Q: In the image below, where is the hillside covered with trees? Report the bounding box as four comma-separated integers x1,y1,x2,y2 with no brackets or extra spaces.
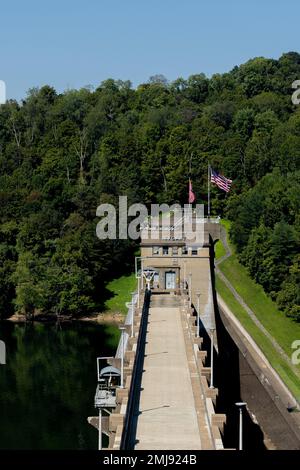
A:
0,52,299,320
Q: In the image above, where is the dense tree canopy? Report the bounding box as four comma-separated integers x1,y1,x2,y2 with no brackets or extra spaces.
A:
0,52,299,319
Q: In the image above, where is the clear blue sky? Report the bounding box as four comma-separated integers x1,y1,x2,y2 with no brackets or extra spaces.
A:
1,0,299,100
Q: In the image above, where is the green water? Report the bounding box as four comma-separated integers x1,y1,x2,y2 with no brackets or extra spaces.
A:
0,321,120,449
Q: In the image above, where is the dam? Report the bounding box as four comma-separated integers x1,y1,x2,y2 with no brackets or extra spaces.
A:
88,213,300,450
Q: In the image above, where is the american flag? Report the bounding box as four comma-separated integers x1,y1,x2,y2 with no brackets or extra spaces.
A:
210,167,232,193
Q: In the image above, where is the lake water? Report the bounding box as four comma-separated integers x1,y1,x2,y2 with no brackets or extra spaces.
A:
0,321,120,449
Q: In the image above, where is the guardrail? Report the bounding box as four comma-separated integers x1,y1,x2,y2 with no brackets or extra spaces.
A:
102,289,150,449
120,290,151,449
181,292,225,449
115,292,138,359
96,286,224,450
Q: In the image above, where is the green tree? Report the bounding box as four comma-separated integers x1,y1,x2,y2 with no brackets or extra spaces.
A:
12,252,44,320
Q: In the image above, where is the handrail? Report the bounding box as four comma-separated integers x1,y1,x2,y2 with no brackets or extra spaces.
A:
141,216,220,230
120,290,151,449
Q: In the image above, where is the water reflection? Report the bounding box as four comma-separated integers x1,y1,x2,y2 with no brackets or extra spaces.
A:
0,321,120,449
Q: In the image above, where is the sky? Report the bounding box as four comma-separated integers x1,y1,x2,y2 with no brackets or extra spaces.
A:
0,0,299,101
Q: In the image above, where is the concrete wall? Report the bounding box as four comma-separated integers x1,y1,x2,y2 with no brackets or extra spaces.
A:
214,297,300,450
141,247,211,313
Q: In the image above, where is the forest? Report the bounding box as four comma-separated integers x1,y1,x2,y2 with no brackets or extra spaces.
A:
0,52,299,320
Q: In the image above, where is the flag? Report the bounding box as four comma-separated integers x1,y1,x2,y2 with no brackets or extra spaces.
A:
188,179,195,203
210,168,232,193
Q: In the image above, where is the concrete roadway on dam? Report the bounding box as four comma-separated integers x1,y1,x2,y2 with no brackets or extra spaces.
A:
134,295,208,450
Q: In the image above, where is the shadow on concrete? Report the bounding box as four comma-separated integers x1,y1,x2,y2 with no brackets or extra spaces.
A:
140,404,170,413
145,351,168,357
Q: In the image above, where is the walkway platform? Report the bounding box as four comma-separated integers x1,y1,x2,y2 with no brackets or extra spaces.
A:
134,295,202,450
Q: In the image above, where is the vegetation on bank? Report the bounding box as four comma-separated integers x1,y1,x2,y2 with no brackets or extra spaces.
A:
215,219,300,398
215,239,226,260
228,171,299,321
104,274,137,315
216,275,300,400
218,255,300,356
0,52,299,319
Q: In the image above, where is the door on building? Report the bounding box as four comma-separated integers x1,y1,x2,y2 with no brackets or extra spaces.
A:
165,271,176,289
153,273,160,288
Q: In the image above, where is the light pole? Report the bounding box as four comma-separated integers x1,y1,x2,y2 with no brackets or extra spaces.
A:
235,402,247,450
183,260,186,289
141,258,144,291
131,291,136,338
210,327,215,389
119,326,126,388
135,256,144,292
188,272,192,308
137,276,140,309
98,407,102,450
196,291,200,338
143,269,155,292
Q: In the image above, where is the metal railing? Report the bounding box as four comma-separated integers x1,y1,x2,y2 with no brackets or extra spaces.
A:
120,290,151,450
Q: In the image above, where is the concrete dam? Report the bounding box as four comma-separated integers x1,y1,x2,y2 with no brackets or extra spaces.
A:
88,215,300,450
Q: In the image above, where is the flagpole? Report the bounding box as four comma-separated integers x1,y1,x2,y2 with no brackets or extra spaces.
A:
208,163,211,218
189,154,192,213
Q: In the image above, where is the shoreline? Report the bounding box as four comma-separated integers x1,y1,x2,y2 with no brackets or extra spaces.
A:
4,311,125,326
